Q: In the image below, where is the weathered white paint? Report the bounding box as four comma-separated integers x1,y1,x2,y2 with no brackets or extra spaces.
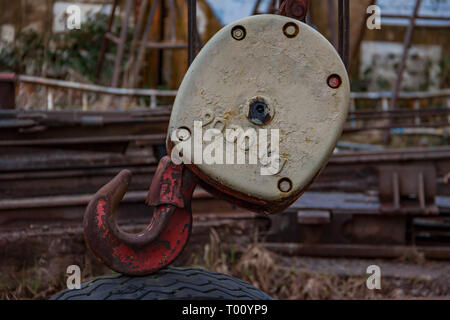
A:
169,15,350,207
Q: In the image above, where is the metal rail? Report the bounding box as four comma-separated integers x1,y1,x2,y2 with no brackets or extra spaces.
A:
348,88,450,133
17,74,177,109
8,76,450,134
18,75,178,97
350,89,450,100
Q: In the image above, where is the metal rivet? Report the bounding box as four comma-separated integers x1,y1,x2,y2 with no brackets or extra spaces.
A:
176,127,191,141
327,74,342,89
231,25,246,41
283,22,299,38
278,178,293,193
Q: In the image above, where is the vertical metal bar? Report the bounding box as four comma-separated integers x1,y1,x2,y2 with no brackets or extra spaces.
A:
133,0,150,42
188,0,197,67
111,0,133,88
68,89,73,108
327,0,337,47
413,99,421,125
390,0,422,111
393,172,400,210
253,0,263,15
338,0,349,68
381,98,389,111
122,0,149,89
344,0,349,68
306,1,312,25
338,0,344,61
417,172,425,210
82,93,88,111
269,0,277,14
119,0,151,110
96,0,118,79
129,0,161,90
157,0,166,86
47,89,53,111
447,97,450,125
350,0,376,74
168,0,177,42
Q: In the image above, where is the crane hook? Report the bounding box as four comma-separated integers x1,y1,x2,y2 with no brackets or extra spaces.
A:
83,156,197,275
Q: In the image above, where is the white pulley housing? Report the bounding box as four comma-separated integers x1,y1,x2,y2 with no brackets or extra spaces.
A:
167,14,350,214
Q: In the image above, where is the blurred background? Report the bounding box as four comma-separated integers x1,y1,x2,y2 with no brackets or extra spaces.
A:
0,0,449,299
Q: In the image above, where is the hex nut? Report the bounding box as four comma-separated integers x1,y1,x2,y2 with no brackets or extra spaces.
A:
278,178,293,193
283,22,299,38
231,25,246,41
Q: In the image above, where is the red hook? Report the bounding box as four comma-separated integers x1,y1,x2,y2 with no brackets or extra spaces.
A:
83,156,197,275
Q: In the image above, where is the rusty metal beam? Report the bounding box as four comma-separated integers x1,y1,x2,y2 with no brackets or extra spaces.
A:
263,243,450,260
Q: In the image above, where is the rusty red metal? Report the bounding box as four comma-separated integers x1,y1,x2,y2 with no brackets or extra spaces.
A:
278,0,309,22
83,156,197,275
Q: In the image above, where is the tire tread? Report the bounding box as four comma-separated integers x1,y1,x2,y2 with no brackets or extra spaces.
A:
51,267,272,300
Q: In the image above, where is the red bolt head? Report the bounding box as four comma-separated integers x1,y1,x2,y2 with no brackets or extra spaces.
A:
290,3,305,18
327,74,342,89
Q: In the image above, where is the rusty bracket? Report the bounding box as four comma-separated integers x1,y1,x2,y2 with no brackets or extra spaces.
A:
379,165,438,215
83,156,197,275
278,0,309,22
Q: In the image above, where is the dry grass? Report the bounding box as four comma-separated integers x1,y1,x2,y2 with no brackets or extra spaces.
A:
190,229,448,300
1,228,447,299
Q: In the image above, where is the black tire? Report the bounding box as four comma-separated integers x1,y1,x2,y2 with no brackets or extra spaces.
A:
50,267,272,300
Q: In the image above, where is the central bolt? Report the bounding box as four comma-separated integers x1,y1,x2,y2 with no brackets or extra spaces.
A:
248,98,272,125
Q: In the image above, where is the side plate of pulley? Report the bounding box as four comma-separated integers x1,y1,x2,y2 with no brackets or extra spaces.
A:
167,14,350,214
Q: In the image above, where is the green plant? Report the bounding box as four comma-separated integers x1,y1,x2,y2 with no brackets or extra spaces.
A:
0,12,133,83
